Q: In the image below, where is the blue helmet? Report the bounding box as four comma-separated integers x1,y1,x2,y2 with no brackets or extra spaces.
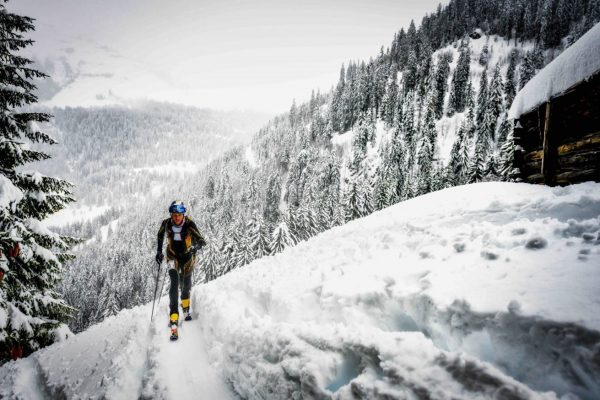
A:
169,200,186,214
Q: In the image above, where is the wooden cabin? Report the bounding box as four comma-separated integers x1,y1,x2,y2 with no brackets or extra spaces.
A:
509,23,600,186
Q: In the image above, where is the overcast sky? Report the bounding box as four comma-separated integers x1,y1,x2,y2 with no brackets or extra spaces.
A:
12,0,445,113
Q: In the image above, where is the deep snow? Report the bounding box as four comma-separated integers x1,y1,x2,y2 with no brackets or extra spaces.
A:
1,182,599,399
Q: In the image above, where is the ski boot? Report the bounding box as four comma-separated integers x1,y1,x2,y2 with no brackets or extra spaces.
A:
169,313,179,341
182,299,192,321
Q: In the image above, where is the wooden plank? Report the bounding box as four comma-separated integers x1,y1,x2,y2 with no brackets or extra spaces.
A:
557,149,600,170
557,132,600,155
555,169,600,185
524,133,600,162
524,150,543,162
525,173,544,184
541,101,556,186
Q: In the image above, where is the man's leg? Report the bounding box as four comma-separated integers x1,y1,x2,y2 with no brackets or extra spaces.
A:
168,260,179,324
180,257,193,320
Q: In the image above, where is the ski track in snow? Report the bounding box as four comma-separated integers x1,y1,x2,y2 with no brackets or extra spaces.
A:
1,182,600,399
0,297,235,400
141,301,234,400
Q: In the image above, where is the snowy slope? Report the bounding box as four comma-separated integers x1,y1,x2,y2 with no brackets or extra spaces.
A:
1,182,599,399
432,34,535,163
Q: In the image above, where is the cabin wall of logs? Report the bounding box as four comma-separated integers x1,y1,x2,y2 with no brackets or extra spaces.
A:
512,72,600,186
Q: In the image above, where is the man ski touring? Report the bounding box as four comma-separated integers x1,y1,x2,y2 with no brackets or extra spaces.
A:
156,200,206,340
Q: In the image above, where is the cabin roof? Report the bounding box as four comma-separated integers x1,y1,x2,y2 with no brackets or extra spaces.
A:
508,22,600,120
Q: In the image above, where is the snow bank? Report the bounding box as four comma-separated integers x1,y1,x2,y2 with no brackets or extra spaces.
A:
509,22,600,119
1,182,599,399
193,181,600,399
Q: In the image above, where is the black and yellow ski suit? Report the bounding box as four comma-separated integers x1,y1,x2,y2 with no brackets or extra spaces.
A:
157,216,206,319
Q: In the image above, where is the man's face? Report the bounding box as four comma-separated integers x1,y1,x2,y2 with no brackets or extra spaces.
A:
171,213,184,225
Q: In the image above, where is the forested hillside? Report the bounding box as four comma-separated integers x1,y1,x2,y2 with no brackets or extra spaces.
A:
35,103,268,207
60,0,600,332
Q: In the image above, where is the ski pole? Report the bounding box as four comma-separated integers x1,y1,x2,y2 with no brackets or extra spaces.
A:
156,264,167,309
150,260,162,321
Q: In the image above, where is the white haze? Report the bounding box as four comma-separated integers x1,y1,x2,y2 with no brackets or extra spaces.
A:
11,0,446,112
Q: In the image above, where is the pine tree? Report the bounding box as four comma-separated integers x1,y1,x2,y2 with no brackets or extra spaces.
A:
582,0,600,36
496,109,511,145
499,129,517,181
476,67,489,126
448,125,466,185
270,222,294,255
381,69,399,126
373,166,392,211
248,215,271,259
404,50,418,92
298,203,319,240
416,135,433,195
468,138,486,183
286,206,304,242
478,44,490,66
330,64,345,133
433,52,451,119
486,64,505,141
263,175,281,225
387,130,405,200
402,92,417,172
447,43,471,116
0,3,77,362
343,166,372,222
504,50,518,107
233,233,254,269
519,51,536,89
484,154,499,179
221,225,240,274
200,241,222,282
540,0,561,48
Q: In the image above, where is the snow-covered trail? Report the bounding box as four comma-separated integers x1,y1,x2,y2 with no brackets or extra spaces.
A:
141,299,234,400
0,292,235,399
1,182,600,399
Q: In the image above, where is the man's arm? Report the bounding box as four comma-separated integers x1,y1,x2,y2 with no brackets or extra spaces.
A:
188,220,207,250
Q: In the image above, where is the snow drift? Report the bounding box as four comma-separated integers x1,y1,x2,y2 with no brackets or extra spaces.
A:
1,182,599,399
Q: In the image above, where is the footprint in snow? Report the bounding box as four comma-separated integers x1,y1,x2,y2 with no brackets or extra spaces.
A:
480,251,498,260
525,237,548,250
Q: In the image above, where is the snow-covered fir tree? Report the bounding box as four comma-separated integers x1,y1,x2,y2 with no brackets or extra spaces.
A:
270,222,294,255
447,42,471,116
0,3,77,362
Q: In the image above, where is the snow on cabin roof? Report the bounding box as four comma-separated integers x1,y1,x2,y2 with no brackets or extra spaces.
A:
508,22,600,120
